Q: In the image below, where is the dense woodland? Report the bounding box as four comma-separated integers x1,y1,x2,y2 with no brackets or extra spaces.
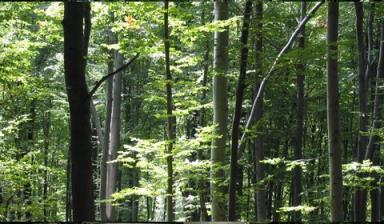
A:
1,1,384,222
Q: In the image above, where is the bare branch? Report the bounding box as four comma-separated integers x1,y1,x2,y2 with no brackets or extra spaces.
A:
87,53,139,99
237,0,324,156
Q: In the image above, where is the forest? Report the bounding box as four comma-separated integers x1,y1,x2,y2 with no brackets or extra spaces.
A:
1,0,384,222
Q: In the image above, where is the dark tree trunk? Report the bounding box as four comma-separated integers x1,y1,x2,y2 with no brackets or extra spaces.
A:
43,99,51,221
63,3,94,222
327,1,343,222
253,0,266,221
164,1,175,221
23,100,35,221
353,2,368,221
292,1,306,222
365,22,384,222
364,23,384,161
370,153,380,222
228,0,252,220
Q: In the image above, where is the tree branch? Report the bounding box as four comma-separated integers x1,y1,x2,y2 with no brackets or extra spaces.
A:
237,0,324,156
87,53,139,99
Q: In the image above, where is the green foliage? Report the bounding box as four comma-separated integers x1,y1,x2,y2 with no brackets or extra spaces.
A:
343,160,384,190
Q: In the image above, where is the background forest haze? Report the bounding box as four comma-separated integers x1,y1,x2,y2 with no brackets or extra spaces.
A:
1,1,384,222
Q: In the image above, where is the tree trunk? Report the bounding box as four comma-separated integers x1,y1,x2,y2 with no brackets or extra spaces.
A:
364,22,384,161
43,99,51,221
197,7,210,222
100,31,115,221
253,0,266,221
370,153,381,222
228,0,252,220
326,2,343,222
211,0,229,221
364,23,384,221
106,49,123,221
292,2,306,222
353,2,368,221
63,3,94,222
164,1,175,221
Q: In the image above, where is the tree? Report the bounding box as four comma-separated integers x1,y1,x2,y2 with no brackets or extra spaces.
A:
105,49,124,221
211,0,229,221
62,2,94,222
253,0,266,221
99,30,115,221
292,1,306,222
163,0,175,221
353,2,368,221
326,1,343,222
228,0,252,220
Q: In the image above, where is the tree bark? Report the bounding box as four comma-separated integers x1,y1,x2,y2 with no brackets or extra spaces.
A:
100,30,115,222
106,49,123,221
327,1,343,222
63,2,94,222
292,1,306,222
353,2,368,221
211,0,229,221
164,1,175,221
198,39,210,223
43,99,51,221
228,0,252,220
364,23,384,161
253,0,266,221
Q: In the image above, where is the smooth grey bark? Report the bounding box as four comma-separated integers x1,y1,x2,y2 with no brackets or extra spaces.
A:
90,101,104,153
327,2,343,222
211,0,229,221
100,47,114,221
292,1,306,222
105,50,123,221
228,0,252,220
164,1,175,221
63,2,94,222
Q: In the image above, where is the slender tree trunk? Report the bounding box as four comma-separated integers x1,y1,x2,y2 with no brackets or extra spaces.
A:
63,3,94,222
365,25,384,221
211,0,229,221
100,32,115,221
327,2,343,222
253,0,266,221
198,45,210,222
164,1,175,221
364,22,384,161
23,101,35,221
228,0,252,220
237,2,324,156
43,99,51,221
353,2,368,221
106,49,123,221
292,2,306,222
371,152,380,222
197,7,210,221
